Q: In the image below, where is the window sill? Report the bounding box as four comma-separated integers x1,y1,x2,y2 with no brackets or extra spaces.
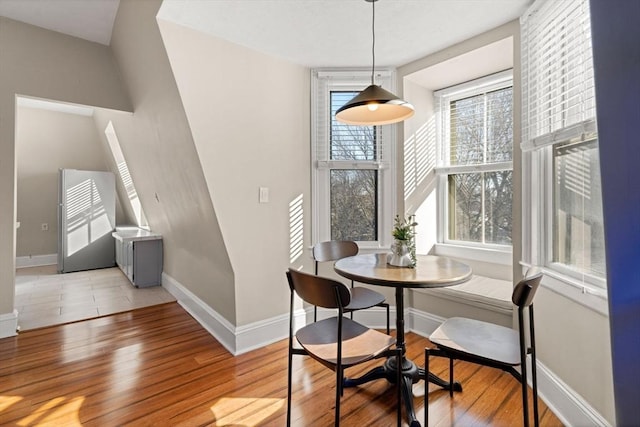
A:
414,275,513,315
520,263,609,316
435,243,512,266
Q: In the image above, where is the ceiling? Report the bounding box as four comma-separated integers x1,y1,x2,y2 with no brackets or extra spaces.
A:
0,0,531,68
0,0,120,45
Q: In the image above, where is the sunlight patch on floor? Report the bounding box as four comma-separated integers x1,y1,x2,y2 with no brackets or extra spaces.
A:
16,396,84,426
210,397,284,426
0,395,23,412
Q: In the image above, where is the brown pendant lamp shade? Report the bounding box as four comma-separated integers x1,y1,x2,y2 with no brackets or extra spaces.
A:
335,84,415,125
335,0,414,126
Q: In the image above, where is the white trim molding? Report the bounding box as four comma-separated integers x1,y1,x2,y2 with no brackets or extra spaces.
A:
314,305,395,333
0,310,19,339
16,254,57,268
162,272,305,356
162,272,237,354
534,359,612,427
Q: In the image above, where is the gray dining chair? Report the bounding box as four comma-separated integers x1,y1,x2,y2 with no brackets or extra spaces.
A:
286,268,402,426
424,272,543,427
312,240,390,333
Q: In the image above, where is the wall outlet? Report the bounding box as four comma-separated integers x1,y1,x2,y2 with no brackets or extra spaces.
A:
41,223,48,231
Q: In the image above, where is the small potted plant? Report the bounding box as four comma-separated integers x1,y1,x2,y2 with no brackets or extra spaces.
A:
388,214,418,267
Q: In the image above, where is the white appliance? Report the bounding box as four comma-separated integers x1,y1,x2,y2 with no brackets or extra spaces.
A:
57,169,116,273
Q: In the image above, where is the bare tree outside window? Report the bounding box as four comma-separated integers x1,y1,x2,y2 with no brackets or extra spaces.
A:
329,92,378,241
447,86,513,245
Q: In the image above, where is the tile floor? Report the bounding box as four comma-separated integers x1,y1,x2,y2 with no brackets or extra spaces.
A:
15,264,176,331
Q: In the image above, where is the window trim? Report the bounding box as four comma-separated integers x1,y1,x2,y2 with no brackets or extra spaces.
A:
311,69,397,250
520,0,607,307
434,70,514,255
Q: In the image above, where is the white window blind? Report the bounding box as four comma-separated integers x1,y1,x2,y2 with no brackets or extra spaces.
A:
521,0,596,151
313,71,391,169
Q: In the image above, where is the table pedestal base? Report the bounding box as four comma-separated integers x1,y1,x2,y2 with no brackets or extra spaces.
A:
344,357,462,427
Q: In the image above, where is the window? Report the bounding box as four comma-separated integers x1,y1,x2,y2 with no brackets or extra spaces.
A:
552,138,605,278
312,71,396,248
105,121,148,228
329,91,378,241
435,71,513,249
522,0,606,292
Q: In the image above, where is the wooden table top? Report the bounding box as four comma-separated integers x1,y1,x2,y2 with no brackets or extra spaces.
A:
334,253,472,289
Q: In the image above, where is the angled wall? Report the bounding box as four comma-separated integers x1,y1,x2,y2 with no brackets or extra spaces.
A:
156,18,311,327
91,0,236,324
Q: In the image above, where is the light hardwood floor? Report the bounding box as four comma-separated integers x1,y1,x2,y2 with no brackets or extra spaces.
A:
0,303,563,426
14,265,175,331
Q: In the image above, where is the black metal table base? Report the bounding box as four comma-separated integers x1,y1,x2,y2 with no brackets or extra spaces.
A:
344,357,462,427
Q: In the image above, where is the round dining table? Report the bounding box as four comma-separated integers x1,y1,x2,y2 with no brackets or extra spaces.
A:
334,252,472,427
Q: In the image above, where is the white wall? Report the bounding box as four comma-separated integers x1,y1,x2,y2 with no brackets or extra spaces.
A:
157,19,311,326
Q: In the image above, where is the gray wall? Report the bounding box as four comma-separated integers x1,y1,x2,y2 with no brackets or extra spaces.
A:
91,0,237,323
15,106,123,257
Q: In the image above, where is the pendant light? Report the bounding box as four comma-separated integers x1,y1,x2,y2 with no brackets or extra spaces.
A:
336,0,414,126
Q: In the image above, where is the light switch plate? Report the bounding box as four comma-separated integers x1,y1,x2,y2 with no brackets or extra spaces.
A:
259,187,269,203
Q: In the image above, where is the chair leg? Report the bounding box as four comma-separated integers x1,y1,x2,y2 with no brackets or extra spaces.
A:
313,305,317,322
425,347,430,427
397,347,403,427
521,366,529,427
530,355,540,427
287,347,293,426
449,357,454,397
385,303,390,334
530,306,540,427
335,365,342,426
519,308,530,427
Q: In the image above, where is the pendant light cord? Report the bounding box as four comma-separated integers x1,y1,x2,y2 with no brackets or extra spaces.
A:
371,0,376,85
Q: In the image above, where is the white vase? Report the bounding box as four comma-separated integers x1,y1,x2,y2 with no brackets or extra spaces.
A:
387,239,413,267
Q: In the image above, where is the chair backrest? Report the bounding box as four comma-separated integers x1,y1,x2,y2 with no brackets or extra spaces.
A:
287,269,351,309
512,272,543,308
312,240,359,264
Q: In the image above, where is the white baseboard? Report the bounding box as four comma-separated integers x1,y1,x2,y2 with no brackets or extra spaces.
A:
235,309,310,355
161,272,237,354
314,305,396,332
0,310,18,339
161,272,305,356
16,254,57,268
534,360,611,427
407,307,446,337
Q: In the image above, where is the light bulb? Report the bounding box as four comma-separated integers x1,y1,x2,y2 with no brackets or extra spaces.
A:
367,103,379,112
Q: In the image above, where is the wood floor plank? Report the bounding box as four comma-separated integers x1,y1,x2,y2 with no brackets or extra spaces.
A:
0,302,564,426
